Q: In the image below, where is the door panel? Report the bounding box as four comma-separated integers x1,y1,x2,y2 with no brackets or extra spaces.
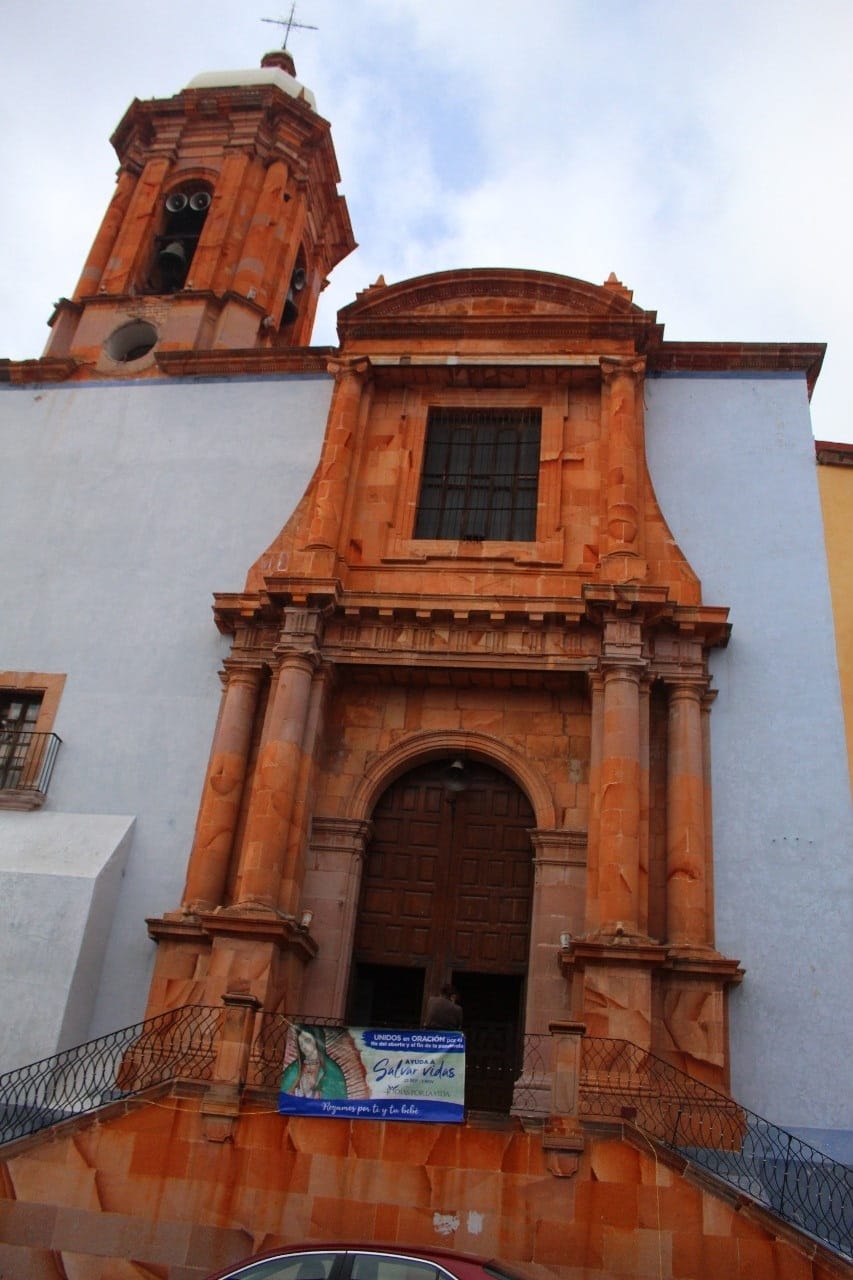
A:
354,761,533,981
351,760,533,1112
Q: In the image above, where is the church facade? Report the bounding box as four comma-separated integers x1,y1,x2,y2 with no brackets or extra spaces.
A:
0,47,850,1280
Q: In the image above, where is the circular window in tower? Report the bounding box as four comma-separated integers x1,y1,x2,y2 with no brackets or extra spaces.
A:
104,320,158,363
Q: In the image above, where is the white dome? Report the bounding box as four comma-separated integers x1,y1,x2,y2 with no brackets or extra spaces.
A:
185,67,316,111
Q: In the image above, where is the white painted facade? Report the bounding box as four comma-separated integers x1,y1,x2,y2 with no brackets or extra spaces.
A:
1,363,849,1156
645,372,852,1154
0,374,332,1071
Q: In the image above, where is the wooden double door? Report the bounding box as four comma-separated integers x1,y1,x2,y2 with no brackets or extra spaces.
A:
349,760,534,1110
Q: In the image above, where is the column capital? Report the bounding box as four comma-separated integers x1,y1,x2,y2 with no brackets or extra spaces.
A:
664,676,709,702
325,355,370,380
599,355,646,382
600,658,648,682
272,607,327,670
309,816,374,859
220,658,265,689
529,828,587,866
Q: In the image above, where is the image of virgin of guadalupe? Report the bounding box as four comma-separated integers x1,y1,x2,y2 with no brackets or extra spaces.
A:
280,1024,368,1100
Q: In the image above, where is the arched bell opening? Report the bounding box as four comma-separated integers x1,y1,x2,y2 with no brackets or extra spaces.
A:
146,183,213,294
347,757,535,1112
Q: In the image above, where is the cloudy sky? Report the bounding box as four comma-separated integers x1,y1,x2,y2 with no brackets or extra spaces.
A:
1,0,850,441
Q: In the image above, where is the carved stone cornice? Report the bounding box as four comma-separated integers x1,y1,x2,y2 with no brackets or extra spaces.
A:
156,346,335,379
529,829,588,866
650,341,825,400
557,936,744,986
199,908,318,959
309,817,374,858
663,948,744,985
558,937,668,976
5,355,81,385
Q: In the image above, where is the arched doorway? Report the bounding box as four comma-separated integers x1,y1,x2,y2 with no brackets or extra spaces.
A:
348,759,535,1110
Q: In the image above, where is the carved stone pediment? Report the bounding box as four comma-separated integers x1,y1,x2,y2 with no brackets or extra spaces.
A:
337,268,663,346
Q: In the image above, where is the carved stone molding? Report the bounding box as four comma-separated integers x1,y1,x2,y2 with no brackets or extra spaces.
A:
529,828,588,867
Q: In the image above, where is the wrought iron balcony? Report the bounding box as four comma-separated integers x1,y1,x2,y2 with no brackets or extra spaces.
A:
0,729,62,807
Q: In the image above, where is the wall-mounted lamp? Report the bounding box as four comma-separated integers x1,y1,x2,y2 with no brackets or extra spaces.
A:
443,758,469,795
559,931,572,949
300,909,314,930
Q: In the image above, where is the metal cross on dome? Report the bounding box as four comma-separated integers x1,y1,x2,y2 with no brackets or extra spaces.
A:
262,3,318,50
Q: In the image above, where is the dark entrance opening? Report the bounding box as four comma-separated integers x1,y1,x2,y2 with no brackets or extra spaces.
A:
453,971,524,1112
349,962,424,1028
349,759,534,1112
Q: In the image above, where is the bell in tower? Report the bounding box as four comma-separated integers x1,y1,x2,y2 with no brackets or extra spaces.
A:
44,48,355,376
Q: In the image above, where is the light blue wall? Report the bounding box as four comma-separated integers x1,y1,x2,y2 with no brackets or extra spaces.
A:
645,372,852,1138
0,374,332,1051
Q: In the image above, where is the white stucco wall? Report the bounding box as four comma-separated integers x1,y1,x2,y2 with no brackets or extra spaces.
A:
645,372,853,1141
0,812,134,1074
0,373,331,1059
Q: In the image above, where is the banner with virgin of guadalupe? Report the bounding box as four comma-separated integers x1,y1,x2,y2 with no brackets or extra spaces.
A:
278,1024,466,1123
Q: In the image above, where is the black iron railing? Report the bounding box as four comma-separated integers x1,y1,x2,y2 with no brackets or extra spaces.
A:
580,1036,852,1258
0,729,62,798
0,1005,222,1146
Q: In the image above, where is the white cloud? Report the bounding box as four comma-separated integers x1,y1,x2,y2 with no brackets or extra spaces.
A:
0,0,849,439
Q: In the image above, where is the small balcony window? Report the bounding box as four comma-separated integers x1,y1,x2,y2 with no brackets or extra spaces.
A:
0,690,62,809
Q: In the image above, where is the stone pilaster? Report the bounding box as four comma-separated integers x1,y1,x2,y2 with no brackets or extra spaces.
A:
599,356,647,582
304,359,370,573
231,160,291,307
300,816,374,1018
97,156,172,295
526,828,587,1033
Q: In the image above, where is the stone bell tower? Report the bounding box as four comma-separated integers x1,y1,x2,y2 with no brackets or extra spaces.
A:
43,50,355,377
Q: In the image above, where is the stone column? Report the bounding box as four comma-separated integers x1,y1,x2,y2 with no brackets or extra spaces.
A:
598,661,644,934
600,357,646,583
701,689,717,948
235,610,323,910
583,671,604,933
181,662,263,912
276,662,334,917
666,680,711,948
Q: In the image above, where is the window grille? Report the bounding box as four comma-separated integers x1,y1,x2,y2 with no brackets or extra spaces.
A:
414,407,541,541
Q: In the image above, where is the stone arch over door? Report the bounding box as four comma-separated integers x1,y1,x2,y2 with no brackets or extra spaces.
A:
349,729,557,829
349,752,538,1111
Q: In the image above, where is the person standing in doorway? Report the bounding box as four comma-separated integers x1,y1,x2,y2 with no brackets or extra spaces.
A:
424,984,463,1030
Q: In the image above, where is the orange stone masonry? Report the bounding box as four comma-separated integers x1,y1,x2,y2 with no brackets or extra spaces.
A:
0,1090,846,1280
42,55,355,373
2,47,843,1279
142,267,748,1084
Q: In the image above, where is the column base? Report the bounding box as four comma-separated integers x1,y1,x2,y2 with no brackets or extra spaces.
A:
146,906,317,1017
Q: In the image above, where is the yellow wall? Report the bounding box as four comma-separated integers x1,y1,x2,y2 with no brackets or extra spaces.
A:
816,445,853,794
